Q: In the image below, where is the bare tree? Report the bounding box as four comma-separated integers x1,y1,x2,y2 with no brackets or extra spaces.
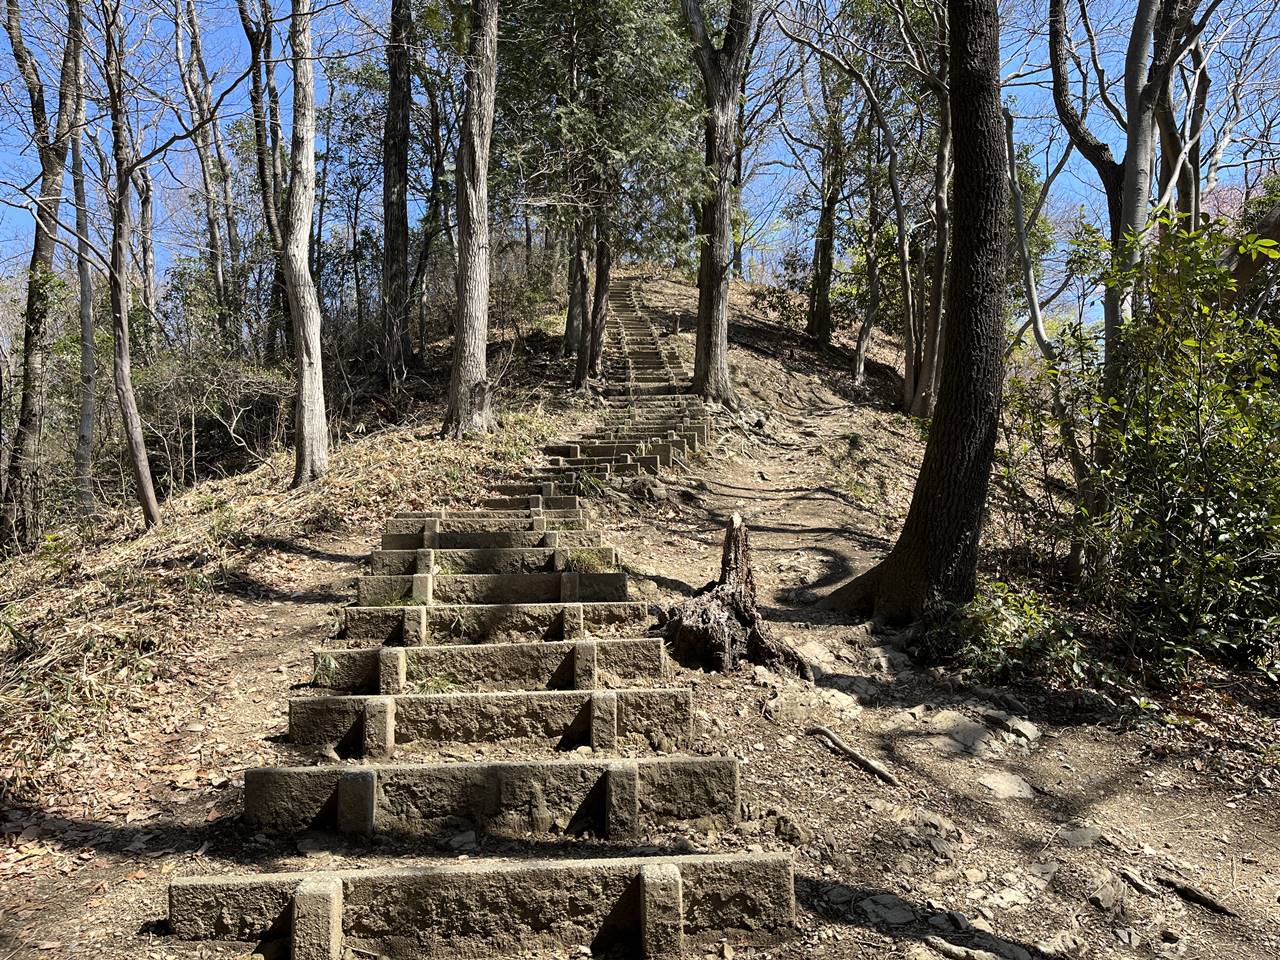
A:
441,0,498,439
1,0,83,548
283,0,329,484
100,0,161,526
821,0,1008,626
382,0,412,382
680,0,755,407
71,42,95,511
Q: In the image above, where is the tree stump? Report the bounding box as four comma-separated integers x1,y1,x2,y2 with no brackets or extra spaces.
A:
659,513,813,680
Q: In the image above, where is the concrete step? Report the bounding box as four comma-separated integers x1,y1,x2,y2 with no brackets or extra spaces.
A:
169,852,794,958
477,494,579,511
385,514,588,536
341,599,650,646
244,755,740,838
313,637,667,695
368,544,618,577
385,528,603,551
287,687,693,757
356,571,629,607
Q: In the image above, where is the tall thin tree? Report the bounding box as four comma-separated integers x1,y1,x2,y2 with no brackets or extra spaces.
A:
283,0,329,484
441,0,499,438
1,0,82,548
382,0,412,381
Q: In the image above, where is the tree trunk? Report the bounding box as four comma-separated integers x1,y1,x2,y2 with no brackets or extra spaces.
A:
588,216,611,378
681,0,754,408
661,514,812,679
381,0,412,382
910,107,952,418
821,0,1007,628
72,67,95,511
284,0,329,485
805,188,837,343
104,4,162,527
1,0,82,548
134,164,158,353
441,0,498,439
563,219,588,359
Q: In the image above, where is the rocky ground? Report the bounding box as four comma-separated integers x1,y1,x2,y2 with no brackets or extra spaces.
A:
1,273,1276,959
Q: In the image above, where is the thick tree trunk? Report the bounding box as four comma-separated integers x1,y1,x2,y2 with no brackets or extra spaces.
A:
72,75,95,511
284,0,329,485
1,0,82,548
681,0,753,408
821,0,1007,627
692,94,739,405
441,0,498,439
381,0,412,382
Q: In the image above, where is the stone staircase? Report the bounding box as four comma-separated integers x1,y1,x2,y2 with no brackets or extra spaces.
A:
167,280,794,958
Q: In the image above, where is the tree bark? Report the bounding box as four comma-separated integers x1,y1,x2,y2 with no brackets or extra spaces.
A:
680,0,754,407
381,0,412,381
284,0,329,485
1,0,82,548
820,0,1007,627
72,59,95,511
563,218,588,359
588,214,611,378
805,188,838,343
441,0,498,439
103,0,162,527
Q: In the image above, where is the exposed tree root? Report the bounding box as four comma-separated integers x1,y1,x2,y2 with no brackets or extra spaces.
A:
659,513,813,680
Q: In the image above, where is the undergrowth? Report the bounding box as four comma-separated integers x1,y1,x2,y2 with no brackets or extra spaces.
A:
0,404,562,802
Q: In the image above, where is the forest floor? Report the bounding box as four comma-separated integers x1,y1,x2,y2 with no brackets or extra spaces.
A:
1,270,1277,960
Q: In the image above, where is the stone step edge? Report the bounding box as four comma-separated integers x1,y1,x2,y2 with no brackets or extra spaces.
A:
341,600,650,646
312,636,667,695
243,754,739,839
355,570,628,607
288,687,692,757
168,852,795,959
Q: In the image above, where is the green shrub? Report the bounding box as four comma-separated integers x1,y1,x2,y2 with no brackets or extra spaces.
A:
936,579,1085,684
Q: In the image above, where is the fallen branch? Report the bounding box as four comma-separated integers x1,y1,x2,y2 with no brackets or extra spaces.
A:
1154,874,1239,917
806,724,902,788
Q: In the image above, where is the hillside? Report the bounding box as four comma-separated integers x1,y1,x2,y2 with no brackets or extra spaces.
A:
1,272,1277,960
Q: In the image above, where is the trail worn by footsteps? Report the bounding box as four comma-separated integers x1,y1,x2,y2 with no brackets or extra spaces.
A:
165,280,796,958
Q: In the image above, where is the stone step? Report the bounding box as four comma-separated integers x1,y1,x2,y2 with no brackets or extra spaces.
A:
313,637,667,695
385,514,588,536
341,599,650,646
169,852,795,959
243,755,740,838
477,494,579,511
489,482,567,497
356,571,629,607
385,528,604,551
368,545,618,577
288,687,692,757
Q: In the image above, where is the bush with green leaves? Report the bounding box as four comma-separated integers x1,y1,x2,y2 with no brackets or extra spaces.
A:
1088,219,1280,675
